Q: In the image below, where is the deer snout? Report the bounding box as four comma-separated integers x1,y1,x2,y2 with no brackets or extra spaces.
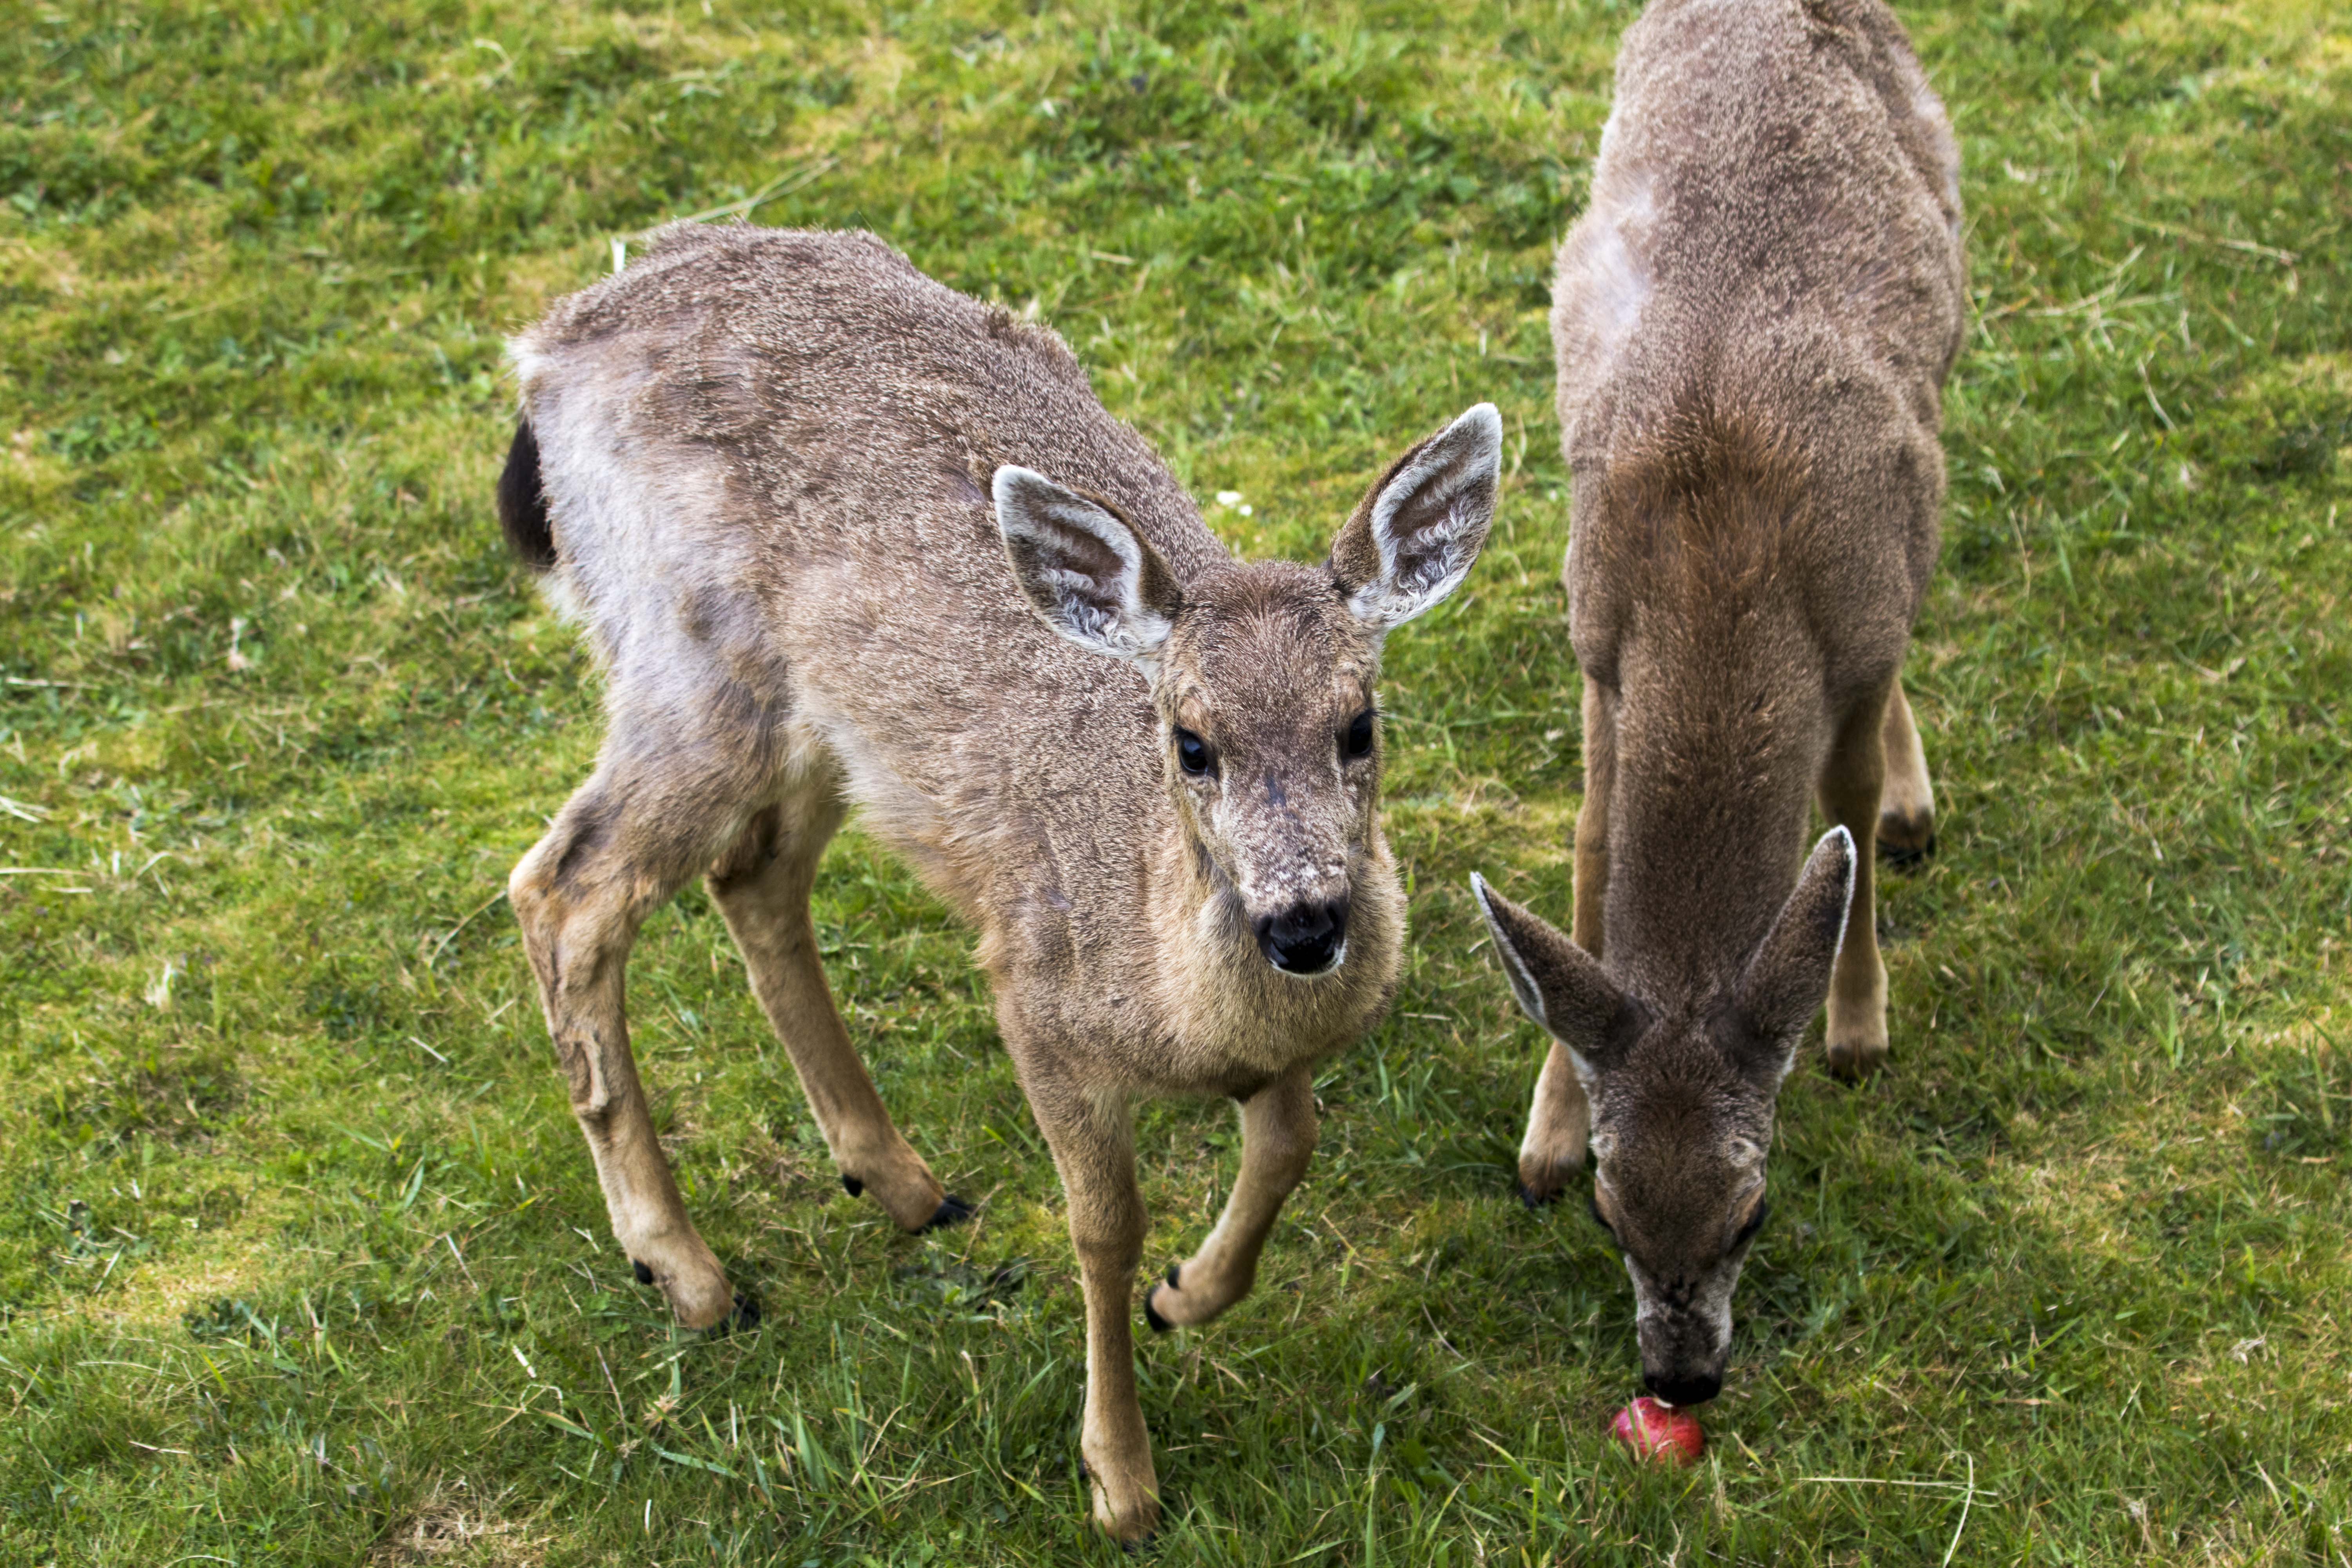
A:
1633,1288,1733,1406
1642,1368,1723,1408
1255,897,1350,976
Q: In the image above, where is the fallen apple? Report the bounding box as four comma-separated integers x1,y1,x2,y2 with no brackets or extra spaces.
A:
1611,1396,1704,1466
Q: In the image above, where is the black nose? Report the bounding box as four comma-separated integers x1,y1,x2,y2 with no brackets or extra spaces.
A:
1255,898,1349,974
1643,1370,1722,1407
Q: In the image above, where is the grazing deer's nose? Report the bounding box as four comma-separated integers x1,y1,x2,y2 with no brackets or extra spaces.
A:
1256,898,1349,975
1643,1370,1722,1408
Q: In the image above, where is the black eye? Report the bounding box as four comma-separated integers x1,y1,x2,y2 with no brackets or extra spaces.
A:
1174,727,1213,777
1342,708,1375,760
1731,1199,1770,1250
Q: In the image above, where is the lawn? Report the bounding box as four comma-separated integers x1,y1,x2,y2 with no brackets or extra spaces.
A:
1,0,2347,1562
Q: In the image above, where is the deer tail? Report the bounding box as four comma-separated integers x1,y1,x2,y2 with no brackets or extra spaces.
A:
496,417,557,571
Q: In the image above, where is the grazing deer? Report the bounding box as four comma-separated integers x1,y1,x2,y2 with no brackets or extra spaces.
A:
496,223,1500,1541
1478,0,1964,1406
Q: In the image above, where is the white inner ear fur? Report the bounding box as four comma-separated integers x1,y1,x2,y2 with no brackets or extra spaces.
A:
1820,824,1858,958
1348,403,1503,632
1784,825,1857,1063
1472,873,1600,1084
1471,875,1545,1024
993,465,1173,673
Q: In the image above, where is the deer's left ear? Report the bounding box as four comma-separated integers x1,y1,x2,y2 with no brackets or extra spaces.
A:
1329,404,1502,633
1732,828,1857,1077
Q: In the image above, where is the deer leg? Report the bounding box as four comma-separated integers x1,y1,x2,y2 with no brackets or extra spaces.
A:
1025,1072,1157,1543
1819,686,1893,1077
707,788,964,1233
1569,675,1614,959
1145,1067,1316,1331
510,772,743,1330
1519,677,1611,1202
1877,682,1938,866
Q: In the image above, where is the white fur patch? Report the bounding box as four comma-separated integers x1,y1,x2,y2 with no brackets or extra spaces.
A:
1583,221,1652,364
1819,825,1858,962
1471,875,1546,1025
514,337,751,693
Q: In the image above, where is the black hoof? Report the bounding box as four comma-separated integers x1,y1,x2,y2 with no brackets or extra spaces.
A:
841,1173,864,1198
730,1291,762,1330
1519,1183,1561,1210
1825,1048,1890,1083
631,1259,655,1285
1878,832,1937,869
1144,1265,1180,1334
919,1194,975,1232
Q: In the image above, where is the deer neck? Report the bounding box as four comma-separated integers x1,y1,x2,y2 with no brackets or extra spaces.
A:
1604,664,1826,1002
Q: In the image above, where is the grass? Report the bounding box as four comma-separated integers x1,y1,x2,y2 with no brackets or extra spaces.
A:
0,0,2347,1561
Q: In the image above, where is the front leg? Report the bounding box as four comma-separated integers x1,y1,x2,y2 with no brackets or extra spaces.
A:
1818,683,1893,1076
1026,1074,1158,1544
1145,1067,1316,1330
1517,1043,1592,1205
1519,676,1611,1202
1569,674,1614,958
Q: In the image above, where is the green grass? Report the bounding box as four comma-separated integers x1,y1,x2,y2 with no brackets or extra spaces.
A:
1,0,2347,1561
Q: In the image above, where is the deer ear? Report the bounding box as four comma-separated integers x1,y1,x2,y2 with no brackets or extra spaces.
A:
995,466,1183,671
1732,828,1857,1071
1472,874,1630,1071
1330,404,1502,632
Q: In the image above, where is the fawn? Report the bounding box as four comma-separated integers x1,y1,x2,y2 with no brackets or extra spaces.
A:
497,223,1499,1540
1479,0,1964,1406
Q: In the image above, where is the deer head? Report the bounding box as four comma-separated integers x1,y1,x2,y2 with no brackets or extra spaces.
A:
1472,828,1855,1401
997,404,1501,975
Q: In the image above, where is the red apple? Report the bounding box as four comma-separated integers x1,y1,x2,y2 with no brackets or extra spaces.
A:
1611,1396,1704,1466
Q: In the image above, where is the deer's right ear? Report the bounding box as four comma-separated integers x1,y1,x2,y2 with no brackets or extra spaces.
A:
995,467,1183,672
1732,828,1857,1074
1472,873,1629,1072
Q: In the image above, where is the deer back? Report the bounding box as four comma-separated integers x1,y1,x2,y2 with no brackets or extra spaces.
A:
1552,0,1963,983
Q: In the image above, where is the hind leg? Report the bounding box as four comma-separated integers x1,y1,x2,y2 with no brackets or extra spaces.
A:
510,760,751,1329
1877,682,1937,866
706,771,964,1232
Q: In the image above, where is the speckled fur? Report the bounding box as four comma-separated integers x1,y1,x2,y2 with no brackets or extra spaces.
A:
1501,0,1964,1402
499,225,1497,1541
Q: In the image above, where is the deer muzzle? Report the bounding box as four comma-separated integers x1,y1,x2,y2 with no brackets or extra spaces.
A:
1634,1291,1735,1407
1254,896,1350,976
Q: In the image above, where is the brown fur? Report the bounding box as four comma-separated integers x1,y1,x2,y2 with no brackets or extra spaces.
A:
1485,0,1964,1405
499,224,1499,1541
